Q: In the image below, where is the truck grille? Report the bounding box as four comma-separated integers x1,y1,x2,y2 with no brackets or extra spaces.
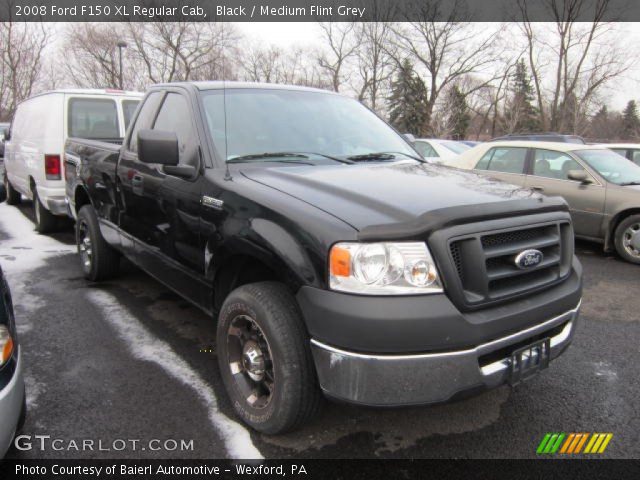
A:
446,221,573,308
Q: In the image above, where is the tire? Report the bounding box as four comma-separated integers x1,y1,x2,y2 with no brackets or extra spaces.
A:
4,174,20,205
217,281,322,434
76,205,120,281
33,190,58,234
614,214,640,264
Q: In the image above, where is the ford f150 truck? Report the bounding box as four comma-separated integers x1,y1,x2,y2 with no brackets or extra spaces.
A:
65,82,582,434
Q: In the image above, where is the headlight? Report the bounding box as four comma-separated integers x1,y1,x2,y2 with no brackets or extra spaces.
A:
329,242,442,295
0,325,14,367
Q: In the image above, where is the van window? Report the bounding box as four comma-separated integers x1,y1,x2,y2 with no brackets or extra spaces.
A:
68,98,119,139
122,100,140,131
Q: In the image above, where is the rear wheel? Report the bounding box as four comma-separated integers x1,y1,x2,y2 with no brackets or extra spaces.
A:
76,205,120,281
4,174,21,205
33,190,58,234
614,214,640,264
217,282,322,434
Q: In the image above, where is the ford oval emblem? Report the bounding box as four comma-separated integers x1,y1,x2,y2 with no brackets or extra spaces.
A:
514,249,544,269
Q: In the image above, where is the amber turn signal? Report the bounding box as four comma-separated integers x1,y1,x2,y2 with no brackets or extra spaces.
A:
330,246,351,277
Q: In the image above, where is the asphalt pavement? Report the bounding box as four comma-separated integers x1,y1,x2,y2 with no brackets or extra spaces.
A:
0,201,638,459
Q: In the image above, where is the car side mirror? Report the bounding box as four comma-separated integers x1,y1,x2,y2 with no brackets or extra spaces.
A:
137,129,179,166
403,133,416,144
567,170,592,184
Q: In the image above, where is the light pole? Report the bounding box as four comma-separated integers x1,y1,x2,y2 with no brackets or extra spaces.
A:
117,41,127,90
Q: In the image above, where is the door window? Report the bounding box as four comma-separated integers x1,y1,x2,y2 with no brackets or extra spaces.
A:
533,149,585,181
153,93,196,163
68,98,119,139
128,92,162,153
414,141,439,158
475,147,527,174
631,150,640,166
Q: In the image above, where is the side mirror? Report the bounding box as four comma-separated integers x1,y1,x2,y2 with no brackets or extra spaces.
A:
403,133,416,144
138,129,179,166
567,170,592,184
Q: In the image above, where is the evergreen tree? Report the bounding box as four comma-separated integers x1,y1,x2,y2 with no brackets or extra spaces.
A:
446,85,469,140
508,59,540,132
622,100,640,140
387,59,429,136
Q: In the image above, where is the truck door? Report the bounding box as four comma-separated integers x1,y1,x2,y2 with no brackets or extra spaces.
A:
134,91,208,307
117,91,163,259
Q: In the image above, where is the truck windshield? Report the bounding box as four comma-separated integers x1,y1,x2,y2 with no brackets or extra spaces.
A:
200,88,416,162
575,149,640,185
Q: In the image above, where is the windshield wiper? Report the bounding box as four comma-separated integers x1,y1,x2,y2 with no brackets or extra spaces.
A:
619,181,640,186
346,151,424,162
227,152,309,163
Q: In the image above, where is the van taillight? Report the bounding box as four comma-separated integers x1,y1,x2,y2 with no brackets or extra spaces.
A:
45,154,61,180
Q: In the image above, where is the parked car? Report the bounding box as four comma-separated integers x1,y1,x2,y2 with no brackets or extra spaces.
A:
3,89,142,233
413,138,471,160
444,140,640,263
0,123,9,201
490,133,585,144
65,82,582,434
601,143,640,166
0,264,26,458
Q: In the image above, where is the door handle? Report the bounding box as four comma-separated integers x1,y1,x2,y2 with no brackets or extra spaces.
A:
531,186,545,192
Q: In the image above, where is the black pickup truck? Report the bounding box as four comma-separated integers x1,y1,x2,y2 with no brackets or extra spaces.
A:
65,82,582,434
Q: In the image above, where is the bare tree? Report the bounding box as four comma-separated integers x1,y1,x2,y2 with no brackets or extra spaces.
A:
517,0,633,132
127,22,240,83
390,0,504,134
316,22,359,92
0,21,50,120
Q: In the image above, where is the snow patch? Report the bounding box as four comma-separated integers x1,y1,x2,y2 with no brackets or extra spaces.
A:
86,289,263,460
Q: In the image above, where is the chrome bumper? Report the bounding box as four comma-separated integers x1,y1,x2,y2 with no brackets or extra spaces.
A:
310,302,580,406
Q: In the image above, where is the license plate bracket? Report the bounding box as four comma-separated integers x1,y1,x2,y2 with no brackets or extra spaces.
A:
508,338,551,386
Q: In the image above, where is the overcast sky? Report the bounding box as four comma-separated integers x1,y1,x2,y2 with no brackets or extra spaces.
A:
237,22,640,111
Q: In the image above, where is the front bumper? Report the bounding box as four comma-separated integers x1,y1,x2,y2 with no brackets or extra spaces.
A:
311,303,579,406
0,347,25,457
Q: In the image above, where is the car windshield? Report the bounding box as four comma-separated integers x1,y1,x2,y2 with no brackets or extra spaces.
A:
438,140,470,154
574,149,640,185
200,88,416,162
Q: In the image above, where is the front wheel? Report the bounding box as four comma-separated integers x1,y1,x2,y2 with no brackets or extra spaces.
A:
76,205,120,281
614,214,640,264
217,282,322,434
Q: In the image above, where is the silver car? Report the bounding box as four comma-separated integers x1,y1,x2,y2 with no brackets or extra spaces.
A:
446,141,640,264
0,265,26,458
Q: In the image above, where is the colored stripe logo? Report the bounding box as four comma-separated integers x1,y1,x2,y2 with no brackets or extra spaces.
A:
537,433,613,454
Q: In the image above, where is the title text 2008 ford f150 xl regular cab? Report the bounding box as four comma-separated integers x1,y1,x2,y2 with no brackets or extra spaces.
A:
65,82,582,434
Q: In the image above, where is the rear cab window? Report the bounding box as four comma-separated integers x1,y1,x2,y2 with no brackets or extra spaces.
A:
475,147,527,174
68,98,119,140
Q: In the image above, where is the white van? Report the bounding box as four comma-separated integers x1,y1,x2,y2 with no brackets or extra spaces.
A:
3,89,143,232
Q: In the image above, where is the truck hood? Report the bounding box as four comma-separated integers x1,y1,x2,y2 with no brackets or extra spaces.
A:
240,162,561,233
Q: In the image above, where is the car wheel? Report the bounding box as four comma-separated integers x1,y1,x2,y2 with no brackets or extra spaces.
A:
614,214,640,264
4,174,21,205
217,281,323,434
33,190,58,234
76,205,120,281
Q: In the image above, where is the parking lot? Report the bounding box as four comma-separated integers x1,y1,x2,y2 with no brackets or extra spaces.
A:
0,199,638,459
